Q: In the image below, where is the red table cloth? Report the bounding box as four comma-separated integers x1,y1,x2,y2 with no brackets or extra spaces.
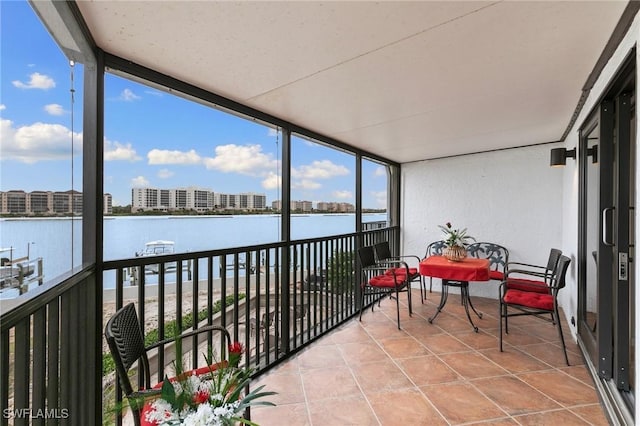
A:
420,256,490,282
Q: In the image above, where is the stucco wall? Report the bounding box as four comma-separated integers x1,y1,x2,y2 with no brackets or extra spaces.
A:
401,143,563,300
557,13,639,424
400,11,640,424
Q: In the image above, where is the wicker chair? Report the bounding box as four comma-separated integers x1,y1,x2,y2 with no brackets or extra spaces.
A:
105,303,232,426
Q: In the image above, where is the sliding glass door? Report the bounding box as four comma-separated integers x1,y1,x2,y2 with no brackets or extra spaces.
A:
578,54,635,415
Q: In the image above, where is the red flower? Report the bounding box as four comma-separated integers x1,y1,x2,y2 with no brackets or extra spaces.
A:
228,342,243,367
193,389,209,404
229,342,243,355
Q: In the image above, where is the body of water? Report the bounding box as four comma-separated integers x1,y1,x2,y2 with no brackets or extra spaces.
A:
1,213,386,297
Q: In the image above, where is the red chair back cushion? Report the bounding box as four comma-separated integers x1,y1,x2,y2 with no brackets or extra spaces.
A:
503,289,554,311
506,278,550,294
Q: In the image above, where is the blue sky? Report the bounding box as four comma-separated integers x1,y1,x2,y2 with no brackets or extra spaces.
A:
1,1,387,209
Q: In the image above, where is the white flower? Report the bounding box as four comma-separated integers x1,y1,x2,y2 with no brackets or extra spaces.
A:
145,399,179,424
182,403,215,426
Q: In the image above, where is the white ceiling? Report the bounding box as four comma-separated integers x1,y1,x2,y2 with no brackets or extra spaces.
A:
75,1,629,164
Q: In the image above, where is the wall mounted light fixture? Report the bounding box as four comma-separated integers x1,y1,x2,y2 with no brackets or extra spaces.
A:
550,147,576,167
587,145,598,163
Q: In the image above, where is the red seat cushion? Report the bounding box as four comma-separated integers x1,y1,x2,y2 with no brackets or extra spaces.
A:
369,275,404,288
503,289,554,311
489,270,504,281
506,278,550,294
385,267,418,278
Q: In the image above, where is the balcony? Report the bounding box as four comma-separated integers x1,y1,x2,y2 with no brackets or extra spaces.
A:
252,290,607,425
2,1,638,424
1,223,608,425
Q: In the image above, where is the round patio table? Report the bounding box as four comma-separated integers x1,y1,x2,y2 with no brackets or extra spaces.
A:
419,255,490,332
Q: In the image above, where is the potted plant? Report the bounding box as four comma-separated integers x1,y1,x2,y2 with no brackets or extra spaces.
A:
438,222,475,261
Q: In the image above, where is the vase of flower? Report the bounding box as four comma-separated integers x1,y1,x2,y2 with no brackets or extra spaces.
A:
143,342,276,425
438,222,475,262
443,245,467,262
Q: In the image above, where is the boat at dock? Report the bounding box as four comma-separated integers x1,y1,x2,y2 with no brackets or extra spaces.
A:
135,240,177,274
136,240,176,257
128,240,192,284
0,246,44,294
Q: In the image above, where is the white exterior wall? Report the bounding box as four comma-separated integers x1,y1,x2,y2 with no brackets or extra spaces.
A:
402,144,563,300
403,14,640,422
558,13,640,423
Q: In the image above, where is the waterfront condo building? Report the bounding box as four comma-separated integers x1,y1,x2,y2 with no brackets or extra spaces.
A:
132,187,266,212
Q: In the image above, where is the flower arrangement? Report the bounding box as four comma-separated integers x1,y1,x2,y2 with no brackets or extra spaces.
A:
438,222,475,248
144,342,276,426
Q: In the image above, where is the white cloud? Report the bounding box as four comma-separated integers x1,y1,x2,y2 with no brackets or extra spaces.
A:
148,149,202,165
145,90,163,97
371,190,387,208
203,144,277,176
44,104,65,116
292,179,322,190
267,128,279,137
105,139,142,162
333,190,353,200
0,104,6,111
0,118,82,163
374,166,386,177
12,72,56,90
288,159,350,190
292,160,349,180
131,176,150,187
119,88,141,102
262,172,281,190
157,168,174,179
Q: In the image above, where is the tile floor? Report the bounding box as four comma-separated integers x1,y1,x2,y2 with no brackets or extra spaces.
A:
251,289,609,425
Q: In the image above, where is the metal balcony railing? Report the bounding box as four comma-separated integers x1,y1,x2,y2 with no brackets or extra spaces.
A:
0,224,398,425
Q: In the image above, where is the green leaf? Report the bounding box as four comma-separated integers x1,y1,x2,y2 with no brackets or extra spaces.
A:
161,375,177,408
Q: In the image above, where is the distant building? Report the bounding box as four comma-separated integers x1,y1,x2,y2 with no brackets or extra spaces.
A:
316,201,354,213
0,190,111,215
271,200,312,212
104,194,113,215
1,190,27,214
132,187,266,212
292,200,313,212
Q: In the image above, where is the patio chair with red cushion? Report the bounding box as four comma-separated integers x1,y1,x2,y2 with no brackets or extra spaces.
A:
373,241,423,303
504,248,562,294
105,303,232,426
499,254,572,365
467,242,509,282
358,245,412,329
423,240,447,295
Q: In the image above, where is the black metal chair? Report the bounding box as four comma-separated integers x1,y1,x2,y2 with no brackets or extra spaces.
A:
105,303,232,426
293,303,309,322
499,254,572,365
423,240,447,294
505,248,562,293
373,241,423,302
467,242,509,282
358,245,412,329
249,310,276,337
